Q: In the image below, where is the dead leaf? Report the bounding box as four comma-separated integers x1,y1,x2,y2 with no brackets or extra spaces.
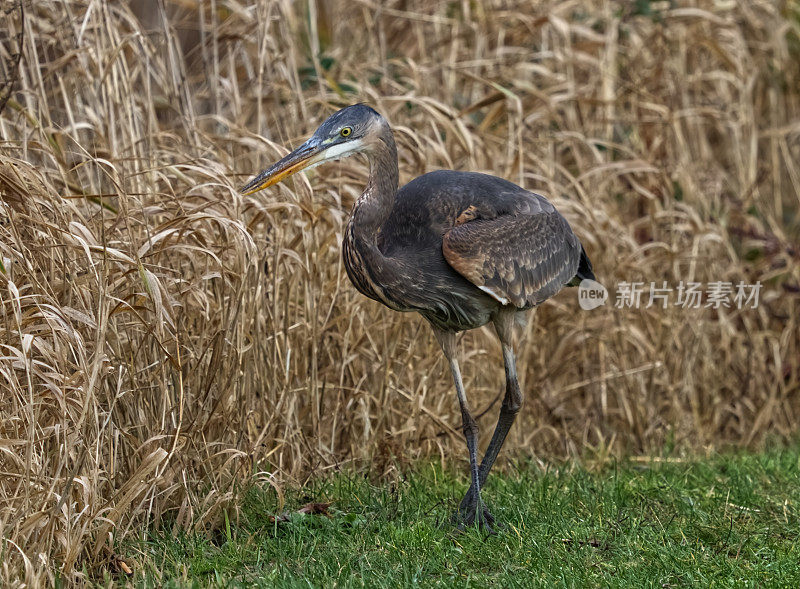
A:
268,501,333,523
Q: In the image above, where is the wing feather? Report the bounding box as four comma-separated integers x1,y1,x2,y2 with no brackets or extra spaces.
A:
442,208,581,308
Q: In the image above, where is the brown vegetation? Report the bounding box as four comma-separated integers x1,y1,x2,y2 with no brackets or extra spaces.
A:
1,0,798,583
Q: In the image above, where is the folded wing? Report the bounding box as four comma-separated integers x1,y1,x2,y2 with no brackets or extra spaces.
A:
442,202,581,308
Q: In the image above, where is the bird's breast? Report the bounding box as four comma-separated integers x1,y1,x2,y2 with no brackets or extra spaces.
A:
342,222,408,312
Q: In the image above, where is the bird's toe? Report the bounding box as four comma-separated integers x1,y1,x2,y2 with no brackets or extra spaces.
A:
451,499,497,533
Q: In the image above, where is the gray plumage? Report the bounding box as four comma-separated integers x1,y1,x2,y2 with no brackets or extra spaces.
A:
242,104,595,530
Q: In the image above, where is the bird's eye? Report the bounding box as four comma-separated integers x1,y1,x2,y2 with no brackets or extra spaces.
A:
340,127,352,137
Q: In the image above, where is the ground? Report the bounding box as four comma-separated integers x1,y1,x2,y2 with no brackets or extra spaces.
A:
122,445,800,588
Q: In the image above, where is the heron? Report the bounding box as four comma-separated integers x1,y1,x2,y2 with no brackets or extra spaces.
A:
241,104,594,531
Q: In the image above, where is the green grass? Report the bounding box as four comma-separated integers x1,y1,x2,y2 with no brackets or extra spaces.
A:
125,446,800,588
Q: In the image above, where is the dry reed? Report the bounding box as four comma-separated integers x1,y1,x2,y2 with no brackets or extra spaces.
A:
0,0,798,584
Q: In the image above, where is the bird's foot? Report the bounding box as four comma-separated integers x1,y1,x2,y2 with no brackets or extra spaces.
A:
451,495,497,533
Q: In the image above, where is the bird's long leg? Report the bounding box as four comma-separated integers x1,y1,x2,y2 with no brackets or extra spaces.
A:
459,310,523,515
480,310,524,485
432,327,494,531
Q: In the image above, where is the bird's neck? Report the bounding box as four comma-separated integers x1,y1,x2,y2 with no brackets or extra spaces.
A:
349,127,398,244
341,124,408,310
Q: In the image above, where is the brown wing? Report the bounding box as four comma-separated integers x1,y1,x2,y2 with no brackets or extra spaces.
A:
442,208,581,308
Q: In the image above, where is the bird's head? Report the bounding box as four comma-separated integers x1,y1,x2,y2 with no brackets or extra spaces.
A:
241,104,385,195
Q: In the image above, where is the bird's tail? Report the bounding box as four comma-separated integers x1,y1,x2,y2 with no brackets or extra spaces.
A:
567,245,595,286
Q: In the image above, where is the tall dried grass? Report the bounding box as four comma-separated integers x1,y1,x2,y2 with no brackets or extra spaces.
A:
0,0,798,583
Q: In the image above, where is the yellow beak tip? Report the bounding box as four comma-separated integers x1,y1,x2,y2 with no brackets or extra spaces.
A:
240,148,319,196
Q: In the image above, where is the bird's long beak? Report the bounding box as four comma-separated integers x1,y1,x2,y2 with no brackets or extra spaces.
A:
240,137,324,195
